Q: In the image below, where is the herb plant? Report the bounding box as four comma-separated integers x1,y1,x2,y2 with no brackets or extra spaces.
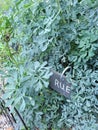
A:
0,0,98,130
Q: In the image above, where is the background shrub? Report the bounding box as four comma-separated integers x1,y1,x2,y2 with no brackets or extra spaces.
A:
0,0,98,130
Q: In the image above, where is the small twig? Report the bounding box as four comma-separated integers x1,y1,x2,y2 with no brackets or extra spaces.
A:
14,107,28,130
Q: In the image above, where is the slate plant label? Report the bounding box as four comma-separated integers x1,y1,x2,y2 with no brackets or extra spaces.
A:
49,71,71,98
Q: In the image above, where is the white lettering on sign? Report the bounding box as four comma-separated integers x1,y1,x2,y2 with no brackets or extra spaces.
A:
60,82,65,90
55,79,59,87
66,86,71,93
55,79,70,93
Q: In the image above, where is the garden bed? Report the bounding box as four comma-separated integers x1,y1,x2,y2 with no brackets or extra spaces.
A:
0,115,13,130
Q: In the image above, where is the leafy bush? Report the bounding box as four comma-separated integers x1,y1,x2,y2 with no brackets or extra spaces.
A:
0,0,12,12
0,0,98,130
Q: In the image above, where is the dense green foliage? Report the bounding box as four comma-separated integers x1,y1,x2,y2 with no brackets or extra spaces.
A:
0,0,98,130
0,0,12,12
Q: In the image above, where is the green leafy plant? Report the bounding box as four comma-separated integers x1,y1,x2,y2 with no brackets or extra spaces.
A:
0,0,98,130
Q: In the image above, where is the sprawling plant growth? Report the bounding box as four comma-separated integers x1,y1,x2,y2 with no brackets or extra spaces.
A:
0,0,98,130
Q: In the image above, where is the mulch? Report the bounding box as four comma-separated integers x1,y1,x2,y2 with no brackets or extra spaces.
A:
0,115,13,130
0,77,14,130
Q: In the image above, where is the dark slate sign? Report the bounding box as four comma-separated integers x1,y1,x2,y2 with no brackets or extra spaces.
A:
49,71,71,98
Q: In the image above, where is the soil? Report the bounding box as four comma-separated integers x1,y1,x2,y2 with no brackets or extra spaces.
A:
0,77,14,130
0,115,13,130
